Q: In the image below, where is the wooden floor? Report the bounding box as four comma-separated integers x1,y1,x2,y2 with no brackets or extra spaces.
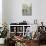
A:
40,45,46,46
31,40,46,46
0,44,4,46
0,44,46,46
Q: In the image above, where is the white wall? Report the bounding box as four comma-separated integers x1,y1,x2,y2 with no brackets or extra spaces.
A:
0,0,2,27
2,0,10,29
2,0,46,26
2,0,8,24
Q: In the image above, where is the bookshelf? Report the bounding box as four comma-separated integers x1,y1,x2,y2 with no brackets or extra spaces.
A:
9,25,31,37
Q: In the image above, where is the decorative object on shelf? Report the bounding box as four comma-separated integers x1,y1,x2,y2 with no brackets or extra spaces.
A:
26,27,32,40
22,4,32,16
34,19,37,24
41,22,43,26
19,20,27,25
0,22,9,38
38,22,45,32
33,31,40,40
0,22,9,44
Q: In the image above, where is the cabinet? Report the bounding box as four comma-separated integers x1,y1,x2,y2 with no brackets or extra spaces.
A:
9,24,38,37
9,25,30,37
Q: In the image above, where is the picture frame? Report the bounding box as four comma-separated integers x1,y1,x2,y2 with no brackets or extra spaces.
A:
22,4,32,16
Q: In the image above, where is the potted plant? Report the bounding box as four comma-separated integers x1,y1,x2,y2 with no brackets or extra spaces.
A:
0,23,9,44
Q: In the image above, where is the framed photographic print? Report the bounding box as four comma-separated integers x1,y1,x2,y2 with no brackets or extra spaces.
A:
22,4,32,16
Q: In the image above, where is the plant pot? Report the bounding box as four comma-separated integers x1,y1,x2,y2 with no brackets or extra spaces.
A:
0,38,5,44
